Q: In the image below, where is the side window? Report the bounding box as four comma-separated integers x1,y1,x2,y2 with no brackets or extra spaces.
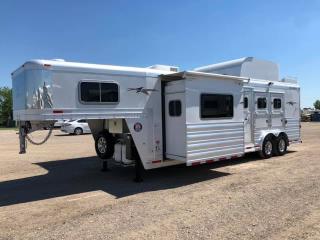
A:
244,97,248,109
273,98,282,109
257,98,267,109
80,82,100,102
80,82,119,103
169,100,182,117
100,83,119,102
78,119,86,123
200,94,233,119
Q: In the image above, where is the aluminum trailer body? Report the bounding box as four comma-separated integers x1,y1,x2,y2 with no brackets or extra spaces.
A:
12,58,301,171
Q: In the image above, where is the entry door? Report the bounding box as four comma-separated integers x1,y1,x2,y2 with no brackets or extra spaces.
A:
243,90,253,144
165,91,185,160
254,92,270,130
270,93,285,129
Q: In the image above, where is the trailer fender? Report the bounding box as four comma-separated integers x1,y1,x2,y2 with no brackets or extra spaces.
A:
257,130,280,147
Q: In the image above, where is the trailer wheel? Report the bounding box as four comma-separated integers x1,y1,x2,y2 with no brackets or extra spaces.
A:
259,135,273,159
273,135,288,156
95,132,115,159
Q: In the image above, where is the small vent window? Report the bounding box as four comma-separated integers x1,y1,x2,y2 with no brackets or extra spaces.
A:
257,98,267,109
273,98,282,109
169,100,182,117
244,97,248,109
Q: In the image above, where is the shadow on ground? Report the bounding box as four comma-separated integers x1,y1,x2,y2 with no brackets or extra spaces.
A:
0,151,295,206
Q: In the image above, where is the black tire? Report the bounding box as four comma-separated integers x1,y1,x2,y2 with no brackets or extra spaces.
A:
259,135,274,159
273,135,288,156
95,131,115,159
74,127,83,135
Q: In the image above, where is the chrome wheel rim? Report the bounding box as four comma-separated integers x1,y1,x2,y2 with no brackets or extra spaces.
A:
75,128,82,135
279,139,286,152
97,137,107,154
265,141,273,155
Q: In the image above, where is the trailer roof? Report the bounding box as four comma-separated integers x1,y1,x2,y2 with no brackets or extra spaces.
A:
12,59,174,77
161,71,249,82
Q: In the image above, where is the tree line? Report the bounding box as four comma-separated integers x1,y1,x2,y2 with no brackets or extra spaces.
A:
0,87,14,127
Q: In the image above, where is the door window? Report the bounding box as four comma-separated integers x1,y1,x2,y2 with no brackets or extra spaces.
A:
169,100,182,117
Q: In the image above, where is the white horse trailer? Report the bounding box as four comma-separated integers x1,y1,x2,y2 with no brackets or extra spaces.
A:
12,58,301,180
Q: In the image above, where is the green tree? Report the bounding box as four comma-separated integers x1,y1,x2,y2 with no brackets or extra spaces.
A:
314,100,320,110
0,87,13,127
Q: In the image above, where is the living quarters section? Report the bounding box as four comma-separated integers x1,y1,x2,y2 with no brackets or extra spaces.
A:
185,74,245,165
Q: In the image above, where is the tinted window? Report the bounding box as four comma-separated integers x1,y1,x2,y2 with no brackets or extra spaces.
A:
78,119,86,123
201,94,233,118
244,97,248,108
80,82,100,102
101,83,119,102
169,100,181,117
257,98,267,109
80,82,119,103
273,98,281,109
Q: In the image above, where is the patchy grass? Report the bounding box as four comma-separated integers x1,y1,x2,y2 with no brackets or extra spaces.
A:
0,127,18,131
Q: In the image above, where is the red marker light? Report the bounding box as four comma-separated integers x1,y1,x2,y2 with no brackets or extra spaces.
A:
53,110,63,114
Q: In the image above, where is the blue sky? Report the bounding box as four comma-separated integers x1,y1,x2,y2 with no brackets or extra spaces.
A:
0,0,319,107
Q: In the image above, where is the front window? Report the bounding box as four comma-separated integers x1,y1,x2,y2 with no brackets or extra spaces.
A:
80,81,119,103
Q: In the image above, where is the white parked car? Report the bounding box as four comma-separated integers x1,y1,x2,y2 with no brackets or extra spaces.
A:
54,119,69,128
61,119,91,135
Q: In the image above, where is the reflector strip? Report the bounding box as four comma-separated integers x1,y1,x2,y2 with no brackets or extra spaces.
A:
191,162,201,166
190,154,244,166
53,110,63,114
152,160,161,164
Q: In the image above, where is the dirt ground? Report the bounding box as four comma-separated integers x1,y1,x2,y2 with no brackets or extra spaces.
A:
0,123,319,240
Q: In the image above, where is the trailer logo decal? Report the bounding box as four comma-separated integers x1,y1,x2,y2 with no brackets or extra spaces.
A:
134,122,143,132
127,87,157,95
287,101,297,106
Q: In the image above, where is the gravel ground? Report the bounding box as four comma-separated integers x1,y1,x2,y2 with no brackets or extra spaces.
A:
0,123,319,240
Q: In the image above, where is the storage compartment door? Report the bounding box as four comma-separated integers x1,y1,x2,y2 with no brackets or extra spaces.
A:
165,91,186,160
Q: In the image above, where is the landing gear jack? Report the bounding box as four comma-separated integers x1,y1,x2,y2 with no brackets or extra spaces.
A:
101,160,109,172
19,125,27,154
134,158,143,183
